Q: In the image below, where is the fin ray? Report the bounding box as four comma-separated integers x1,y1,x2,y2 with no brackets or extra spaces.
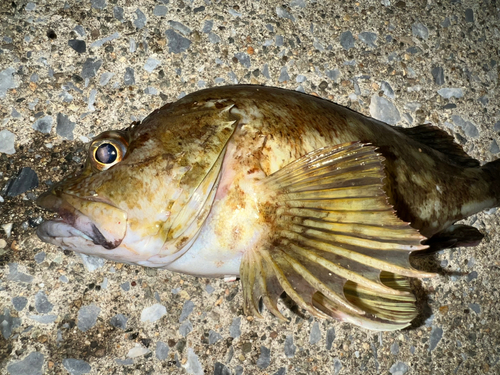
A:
240,142,434,330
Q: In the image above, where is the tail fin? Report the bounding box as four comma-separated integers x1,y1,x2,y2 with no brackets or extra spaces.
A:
482,158,500,207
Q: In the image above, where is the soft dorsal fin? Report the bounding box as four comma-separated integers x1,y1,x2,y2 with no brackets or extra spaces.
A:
396,124,480,168
240,142,435,331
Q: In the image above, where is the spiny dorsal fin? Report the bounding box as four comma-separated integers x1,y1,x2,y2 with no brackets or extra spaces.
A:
240,142,434,331
396,124,480,168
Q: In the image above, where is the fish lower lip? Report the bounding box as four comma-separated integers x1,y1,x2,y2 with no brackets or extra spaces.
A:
37,220,93,243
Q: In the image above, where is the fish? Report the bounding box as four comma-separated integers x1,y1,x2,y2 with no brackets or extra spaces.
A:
36,85,500,331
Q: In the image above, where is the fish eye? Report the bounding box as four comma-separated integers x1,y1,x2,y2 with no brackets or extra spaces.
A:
90,136,128,171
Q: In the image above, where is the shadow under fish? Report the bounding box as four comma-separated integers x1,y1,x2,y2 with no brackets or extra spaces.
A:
36,85,500,331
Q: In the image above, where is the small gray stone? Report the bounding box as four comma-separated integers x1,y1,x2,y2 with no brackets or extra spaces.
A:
391,341,400,355
184,348,203,375
208,32,220,44
229,317,241,338
87,89,97,111
333,358,342,375
325,328,335,350
34,252,46,263
91,0,106,9
179,320,193,337
56,113,75,140
30,73,39,82
276,6,295,22
257,346,271,369
467,271,478,281
429,326,443,351
262,64,270,79
140,304,166,323
205,284,215,294
156,341,169,360
431,67,444,85
291,0,306,7
81,58,102,79
438,88,464,99
381,81,395,99
62,358,91,375
214,362,231,375
113,6,124,22
77,304,100,332
68,40,86,53
235,52,251,69
274,368,286,375
29,315,57,324
144,87,158,95
412,22,429,39
32,116,53,134
115,358,133,366
469,303,481,314
153,5,168,16
12,296,28,311
166,29,191,53
359,31,377,48
228,8,242,17
209,330,223,344
465,8,474,23
179,300,195,322
110,313,128,329
325,69,340,82
168,21,191,36
7,352,44,375
490,140,499,154
309,322,321,345
134,9,147,29
0,67,18,98
6,168,39,197
0,129,16,155
120,282,130,291
451,115,479,138
79,254,106,271
7,263,33,283
284,334,296,358
90,32,120,48
60,275,69,283
494,121,500,132
340,31,355,50
144,57,161,72
389,361,409,375
35,291,53,314
235,366,243,375
124,67,135,85
276,35,284,47
99,72,115,86
74,25,85,37
1,308,21,339
11,107,22,118
369,95,401,125
25,2,36,11
202,20,213,33
279,66,290,82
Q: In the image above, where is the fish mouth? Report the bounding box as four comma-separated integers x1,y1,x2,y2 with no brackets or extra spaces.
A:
36,190,128,250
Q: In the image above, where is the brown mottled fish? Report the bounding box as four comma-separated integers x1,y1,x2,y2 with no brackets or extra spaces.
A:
36,85,500,331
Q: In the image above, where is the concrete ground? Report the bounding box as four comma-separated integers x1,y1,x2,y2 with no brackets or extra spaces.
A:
1,0,499,374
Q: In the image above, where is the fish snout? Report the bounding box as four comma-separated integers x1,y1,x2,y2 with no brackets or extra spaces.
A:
37,190,128,250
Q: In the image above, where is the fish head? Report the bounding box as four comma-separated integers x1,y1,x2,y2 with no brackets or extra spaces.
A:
37,101,237,266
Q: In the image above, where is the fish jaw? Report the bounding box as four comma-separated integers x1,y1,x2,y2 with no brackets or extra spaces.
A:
36,190,128,250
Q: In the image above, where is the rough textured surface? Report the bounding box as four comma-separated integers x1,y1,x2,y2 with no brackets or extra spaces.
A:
0,1,499,374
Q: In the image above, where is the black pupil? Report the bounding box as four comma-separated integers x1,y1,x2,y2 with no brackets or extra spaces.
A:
95,143,118,164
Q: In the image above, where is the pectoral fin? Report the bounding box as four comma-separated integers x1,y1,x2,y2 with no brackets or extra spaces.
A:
240,142,434,331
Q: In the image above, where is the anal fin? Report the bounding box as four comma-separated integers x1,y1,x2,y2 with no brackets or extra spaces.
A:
421,224,484,252
240,142,434,331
